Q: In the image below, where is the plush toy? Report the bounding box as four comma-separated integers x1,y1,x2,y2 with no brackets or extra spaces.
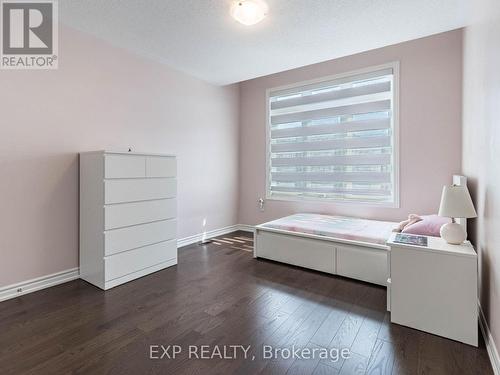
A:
392,214,422,232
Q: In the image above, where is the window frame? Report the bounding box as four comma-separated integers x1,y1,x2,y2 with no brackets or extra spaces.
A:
265,61,400,208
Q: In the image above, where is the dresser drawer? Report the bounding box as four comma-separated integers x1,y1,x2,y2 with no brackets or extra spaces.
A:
105,199,176,230
105,219,176,255
105,154,146,179
104,239,177,281
146,156,176,178
105,178,176,204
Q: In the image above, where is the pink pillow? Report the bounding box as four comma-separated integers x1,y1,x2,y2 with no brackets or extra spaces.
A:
402,214,451,237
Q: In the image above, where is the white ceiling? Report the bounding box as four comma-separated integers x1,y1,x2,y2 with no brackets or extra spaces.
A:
60,0,470,85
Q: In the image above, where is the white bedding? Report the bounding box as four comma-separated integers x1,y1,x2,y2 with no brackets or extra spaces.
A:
259,213,397,246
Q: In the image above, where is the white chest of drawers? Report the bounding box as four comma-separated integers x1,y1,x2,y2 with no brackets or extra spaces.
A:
79,151,177,290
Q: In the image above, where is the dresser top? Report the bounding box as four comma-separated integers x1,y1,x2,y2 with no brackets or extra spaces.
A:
80,150,176,157
387,232,476,258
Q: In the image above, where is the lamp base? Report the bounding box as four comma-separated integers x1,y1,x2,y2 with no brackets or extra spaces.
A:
440,222,466,245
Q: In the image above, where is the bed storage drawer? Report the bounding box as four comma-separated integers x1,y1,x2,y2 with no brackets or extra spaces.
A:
387,278,391,311
255,230,335,274
104,239,177,281
336,244,387,286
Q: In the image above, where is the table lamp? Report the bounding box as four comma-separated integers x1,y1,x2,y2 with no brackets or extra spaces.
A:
438,185,477,244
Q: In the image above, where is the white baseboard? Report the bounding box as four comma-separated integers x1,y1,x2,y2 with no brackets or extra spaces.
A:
0,268,80,302
0,224,256,303
177,224,255,248
177,225,238,248
236,224,255,233
479,302,500,375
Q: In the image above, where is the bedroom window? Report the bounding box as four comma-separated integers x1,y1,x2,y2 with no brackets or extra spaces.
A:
266,63,399,206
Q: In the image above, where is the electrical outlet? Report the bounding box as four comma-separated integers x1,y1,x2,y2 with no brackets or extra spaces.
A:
258,198,265,211
17,288,22,293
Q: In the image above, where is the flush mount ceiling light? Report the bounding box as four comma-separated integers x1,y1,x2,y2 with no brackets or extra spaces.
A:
230,0,268,26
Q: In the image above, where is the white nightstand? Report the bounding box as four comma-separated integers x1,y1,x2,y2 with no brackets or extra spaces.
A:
387,233,478,346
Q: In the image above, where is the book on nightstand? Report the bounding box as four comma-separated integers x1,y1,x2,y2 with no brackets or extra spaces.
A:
394,233,428,247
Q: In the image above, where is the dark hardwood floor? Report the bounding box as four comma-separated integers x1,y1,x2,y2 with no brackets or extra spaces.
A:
0,231,493,375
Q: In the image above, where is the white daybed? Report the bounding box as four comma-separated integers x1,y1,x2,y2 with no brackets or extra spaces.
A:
254,214,397,286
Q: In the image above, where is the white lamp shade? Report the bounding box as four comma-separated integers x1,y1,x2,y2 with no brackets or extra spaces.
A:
438,185,477,218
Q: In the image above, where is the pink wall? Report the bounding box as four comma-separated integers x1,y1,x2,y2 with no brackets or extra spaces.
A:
462,0,500,358
238,30,463,225
0,26,240,287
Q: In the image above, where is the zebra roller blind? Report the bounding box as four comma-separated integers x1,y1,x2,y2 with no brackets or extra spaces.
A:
267,65,398,205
